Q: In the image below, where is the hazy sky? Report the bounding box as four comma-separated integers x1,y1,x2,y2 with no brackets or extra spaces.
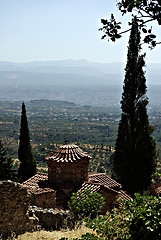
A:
0,0,161,63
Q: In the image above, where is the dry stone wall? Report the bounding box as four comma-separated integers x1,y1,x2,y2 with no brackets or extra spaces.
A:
29,206,73,230
0,181,38,238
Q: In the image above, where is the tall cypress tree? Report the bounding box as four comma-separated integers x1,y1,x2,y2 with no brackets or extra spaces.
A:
113,17,156,196
0,140,15,180
18,102,36,182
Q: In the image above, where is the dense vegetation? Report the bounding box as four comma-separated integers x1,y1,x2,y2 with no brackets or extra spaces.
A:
0,99,161,174
0,100,119,173
0,140,15,181
62,194,161,240
85,194,161,240
69,189,105,221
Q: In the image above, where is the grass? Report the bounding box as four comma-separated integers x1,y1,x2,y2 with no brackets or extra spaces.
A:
10,224,96,240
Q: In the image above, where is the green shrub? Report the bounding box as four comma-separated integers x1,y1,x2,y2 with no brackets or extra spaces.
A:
67,194,161,240
84,194,161,240
85,207,130,240
68,189,105,221
125,194,161,240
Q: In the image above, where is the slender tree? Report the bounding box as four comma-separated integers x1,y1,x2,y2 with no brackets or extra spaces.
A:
113,17,156,196
0,140,15,180
18,102,36,182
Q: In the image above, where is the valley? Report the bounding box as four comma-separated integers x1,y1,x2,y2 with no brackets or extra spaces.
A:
0,99,161,174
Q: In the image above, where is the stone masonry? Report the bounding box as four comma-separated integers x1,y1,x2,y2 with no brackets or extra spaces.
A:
29,206,73,230
0,181,38,238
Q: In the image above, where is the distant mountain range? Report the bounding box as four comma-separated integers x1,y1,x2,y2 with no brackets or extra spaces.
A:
0,60,124,87
0,59,160,106
0,59,160,85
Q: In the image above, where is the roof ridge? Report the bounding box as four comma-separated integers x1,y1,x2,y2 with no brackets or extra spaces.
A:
36,172,48,175
89,172,106,176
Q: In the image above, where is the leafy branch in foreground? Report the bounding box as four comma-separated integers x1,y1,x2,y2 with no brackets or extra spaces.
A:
99,0,161,48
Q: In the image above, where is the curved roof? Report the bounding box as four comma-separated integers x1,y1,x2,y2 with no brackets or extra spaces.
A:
45,144,91,163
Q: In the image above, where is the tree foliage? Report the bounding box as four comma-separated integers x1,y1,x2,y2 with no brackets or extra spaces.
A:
18,102,36,182
113,17,156,196
68,189,105,221
0,140,15,181
125,194,161,240
99,0,161,48
79,194,161,240
62,194,161,239
85,208,130,240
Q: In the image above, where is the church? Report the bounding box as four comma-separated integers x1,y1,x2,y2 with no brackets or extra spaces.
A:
22,144,131,214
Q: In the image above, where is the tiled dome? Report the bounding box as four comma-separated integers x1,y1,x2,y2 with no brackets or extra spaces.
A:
45,144,91,163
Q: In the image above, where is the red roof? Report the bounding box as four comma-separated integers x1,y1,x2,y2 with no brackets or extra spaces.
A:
76,182,119,196
22,173,55,195
118,190,132,201
115,190,133,208
22,172,131,204
155,186,161,196
45,144,91,163
88,173,122,190
23,173,48,187
77,182,101,194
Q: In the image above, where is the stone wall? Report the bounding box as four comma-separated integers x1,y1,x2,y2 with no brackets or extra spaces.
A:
0,181,38,238
29,206,74,230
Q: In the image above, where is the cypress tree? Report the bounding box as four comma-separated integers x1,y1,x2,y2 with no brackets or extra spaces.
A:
18,102,36,182
113,17,156,196
0,140,15,180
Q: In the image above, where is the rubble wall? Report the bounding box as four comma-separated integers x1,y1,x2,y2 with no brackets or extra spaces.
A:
0,181,38,238
29,206,73,230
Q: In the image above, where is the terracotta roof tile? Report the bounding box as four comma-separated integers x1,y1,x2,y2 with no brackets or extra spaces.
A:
22,173,48,188
45,144,91,163
77,182,101,194
76,182,120,201
22,171,125,207
155,186,161,196
118,190,132,202
113,190,132,208
88,173,122,190
22,173,55,195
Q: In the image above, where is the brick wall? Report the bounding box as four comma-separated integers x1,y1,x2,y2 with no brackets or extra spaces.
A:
31,191,56,209
99,187,118,214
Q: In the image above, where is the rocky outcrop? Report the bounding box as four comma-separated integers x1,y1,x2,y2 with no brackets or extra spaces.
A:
0,181,38,238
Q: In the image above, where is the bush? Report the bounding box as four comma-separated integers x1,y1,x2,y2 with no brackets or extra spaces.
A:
68,189,105,221
85,207,130,240
84,194,161,240
125,194,161,240
67,194,161,239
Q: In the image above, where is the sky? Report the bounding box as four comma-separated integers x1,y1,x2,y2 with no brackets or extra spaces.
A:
0,0,161,64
